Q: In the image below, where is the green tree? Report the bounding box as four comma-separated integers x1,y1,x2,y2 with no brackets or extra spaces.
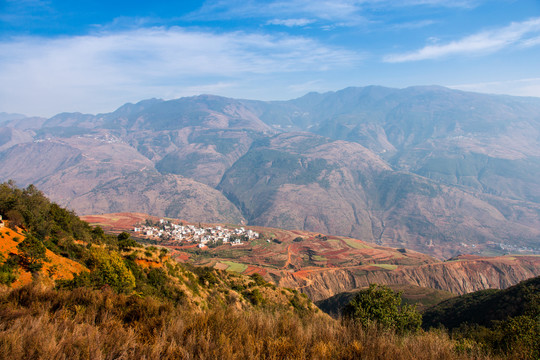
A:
17,233,49,273
88,248,136,293
91,226,105,241
493,314,540,359
117,232,139,251
0,253,18,285
6,209,24,229
342,284,422,333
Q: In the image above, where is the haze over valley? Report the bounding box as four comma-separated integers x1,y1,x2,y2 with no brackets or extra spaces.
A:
2,85,540,259
3,2,540,358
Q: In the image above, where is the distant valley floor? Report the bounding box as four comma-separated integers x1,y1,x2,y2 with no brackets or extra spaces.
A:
82,212,540,302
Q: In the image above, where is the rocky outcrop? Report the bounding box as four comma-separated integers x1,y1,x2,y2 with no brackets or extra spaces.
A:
278,256,540,301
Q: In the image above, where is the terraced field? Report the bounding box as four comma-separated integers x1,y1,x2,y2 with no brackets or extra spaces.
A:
84,212,540,302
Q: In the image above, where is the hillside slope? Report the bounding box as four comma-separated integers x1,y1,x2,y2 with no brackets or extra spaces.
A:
219,132,540,257
0,226,86,287
316,284,455,316
83,213,540,303
422,275,540,330
277,254,540,301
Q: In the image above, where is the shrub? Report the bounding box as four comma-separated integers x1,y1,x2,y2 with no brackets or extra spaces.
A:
67,248,137,293
0,254,18,285
289,294,309,314
243,288,264,306
250,273,267,286
0,270,16,285
117,232,140,251
16,233,49,273
197,268,219,286
491,315,539,359
342,284,422,334
147,268,168,289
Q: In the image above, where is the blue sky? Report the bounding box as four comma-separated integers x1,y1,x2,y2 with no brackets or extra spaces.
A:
1,0,540,117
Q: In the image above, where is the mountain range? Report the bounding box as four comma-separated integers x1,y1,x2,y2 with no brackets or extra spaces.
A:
2,85,540,258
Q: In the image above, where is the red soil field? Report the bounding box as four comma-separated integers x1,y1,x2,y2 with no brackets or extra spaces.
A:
81,212,158,231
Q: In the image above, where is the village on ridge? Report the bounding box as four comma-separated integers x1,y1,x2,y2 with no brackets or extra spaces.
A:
133,219,260,248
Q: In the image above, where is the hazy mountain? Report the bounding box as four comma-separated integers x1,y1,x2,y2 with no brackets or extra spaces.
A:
0,127,35,152
68,172,245,224
247,86,540,203
2,86,540,258
0,136,244,224
0,112,27,123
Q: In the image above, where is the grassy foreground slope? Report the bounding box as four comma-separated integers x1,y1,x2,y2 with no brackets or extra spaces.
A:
1,282,500,360
0,183,532,359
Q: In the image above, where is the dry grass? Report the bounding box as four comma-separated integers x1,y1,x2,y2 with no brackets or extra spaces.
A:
0,283,501,360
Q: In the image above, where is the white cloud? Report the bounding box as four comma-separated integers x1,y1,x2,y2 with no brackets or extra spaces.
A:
287,80,324,93
0,0,54,24
384,17,540,62
395,0,479,7
391,20,436,30
449,78,540,98
0,27,360,116
520,35,540,48
189,0,480,24
266,18,315,27
190,0,360,21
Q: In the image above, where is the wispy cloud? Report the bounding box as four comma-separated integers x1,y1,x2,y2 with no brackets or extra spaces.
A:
449,78,540,98
287,80,324,93
188,0,362,22
395,0,480,7
0,0,54,26
266,18,315,27
384,17,540,62
520,35,540,48
390,19,436,30
188,0,480,24
0,27,360,116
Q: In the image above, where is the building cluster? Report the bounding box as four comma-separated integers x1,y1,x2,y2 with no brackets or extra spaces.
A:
133,219,259,248
498,242,540,254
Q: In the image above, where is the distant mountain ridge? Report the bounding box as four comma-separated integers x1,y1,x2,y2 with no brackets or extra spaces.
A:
2,85,540,258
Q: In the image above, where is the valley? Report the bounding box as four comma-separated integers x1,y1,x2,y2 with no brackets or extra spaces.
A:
82,212,540,302
4,2,540,358
2,181,538,360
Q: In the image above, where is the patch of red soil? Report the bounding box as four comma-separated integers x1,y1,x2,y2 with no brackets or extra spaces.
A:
173,252,190,262
81,212,157,231
244,266,267,276
0,227,87,288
